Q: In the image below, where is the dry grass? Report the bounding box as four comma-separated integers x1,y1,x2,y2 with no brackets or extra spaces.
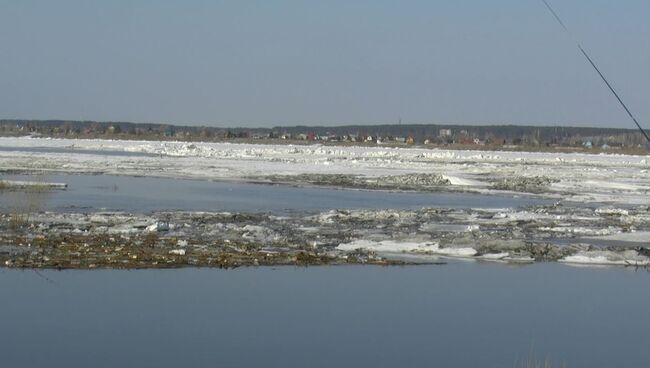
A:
515,347,566,368
8,212,29,231
2,175,51,232
515,357,560,368
142,232,160,248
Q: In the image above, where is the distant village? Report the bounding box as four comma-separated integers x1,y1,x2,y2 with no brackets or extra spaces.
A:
1,119,648,151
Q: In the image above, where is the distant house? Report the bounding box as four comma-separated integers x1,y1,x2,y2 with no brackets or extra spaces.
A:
583,141,593,148
439,129,452,137
326,134,339,142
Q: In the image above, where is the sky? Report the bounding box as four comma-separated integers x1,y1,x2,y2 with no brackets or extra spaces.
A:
1,0,649,128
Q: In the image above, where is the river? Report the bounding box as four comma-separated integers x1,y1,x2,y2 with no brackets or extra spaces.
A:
1,263,648,368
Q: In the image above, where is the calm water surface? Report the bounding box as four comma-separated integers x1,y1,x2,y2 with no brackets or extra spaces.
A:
0,174,551,213
1,263,648,368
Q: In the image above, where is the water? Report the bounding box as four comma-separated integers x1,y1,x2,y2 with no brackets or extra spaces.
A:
0,174,551,213
1,263,648,368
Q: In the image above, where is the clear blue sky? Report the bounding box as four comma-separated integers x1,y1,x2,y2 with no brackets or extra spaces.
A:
1,0,649,128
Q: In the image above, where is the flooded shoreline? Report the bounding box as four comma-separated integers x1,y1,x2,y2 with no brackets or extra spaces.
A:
2,202,648,269
1,139,648,270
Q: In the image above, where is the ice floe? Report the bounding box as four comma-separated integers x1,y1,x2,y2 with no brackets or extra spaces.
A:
1,136,649,204
0,180,67,189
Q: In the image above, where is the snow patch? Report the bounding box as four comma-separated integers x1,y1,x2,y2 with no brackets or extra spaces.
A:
583,231,650,243
560,250,650,266
146,222,170,232
337,240,477,257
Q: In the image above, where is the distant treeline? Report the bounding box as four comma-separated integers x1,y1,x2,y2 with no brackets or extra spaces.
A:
0,119,646,147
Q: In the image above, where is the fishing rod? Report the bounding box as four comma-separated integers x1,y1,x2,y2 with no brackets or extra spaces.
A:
541,0,650,144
